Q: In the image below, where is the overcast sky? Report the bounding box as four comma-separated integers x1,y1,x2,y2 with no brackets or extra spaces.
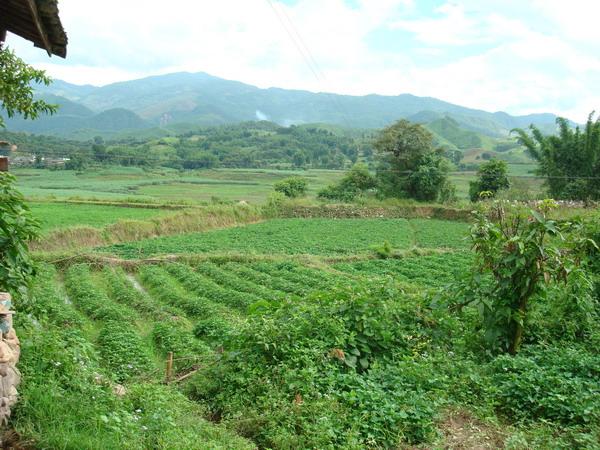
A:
6,0,600,121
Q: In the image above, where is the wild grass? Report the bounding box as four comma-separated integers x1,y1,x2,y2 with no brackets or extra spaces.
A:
32,203,263,252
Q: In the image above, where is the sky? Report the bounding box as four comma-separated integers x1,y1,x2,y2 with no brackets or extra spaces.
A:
6,0,600,121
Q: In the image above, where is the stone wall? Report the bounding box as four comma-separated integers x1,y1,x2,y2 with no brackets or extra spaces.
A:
0,293,20,425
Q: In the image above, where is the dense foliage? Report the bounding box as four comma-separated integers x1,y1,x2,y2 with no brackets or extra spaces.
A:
318,163,377,201
513,113,600,200
12,210,600,447
33,122,360,170
0,46,56,128
189,283,460,448
452,200,594,354
0,172,39,295
469,159,510,201
374,120,451,201
273,176,308,198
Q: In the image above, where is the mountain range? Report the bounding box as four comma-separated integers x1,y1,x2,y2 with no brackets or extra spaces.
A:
3,71,564,140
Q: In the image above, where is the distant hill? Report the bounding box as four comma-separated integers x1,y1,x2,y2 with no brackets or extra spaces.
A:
4,96,150,138
3,71,568,139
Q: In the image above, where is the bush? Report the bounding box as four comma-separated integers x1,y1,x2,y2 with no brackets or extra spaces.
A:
189,283,458,448
273,176,308,198
318,163,376,202
489,347,600,426
0,172,39,295
407,153,451,202
469,159,510,202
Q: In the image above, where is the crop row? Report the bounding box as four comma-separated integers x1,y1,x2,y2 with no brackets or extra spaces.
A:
102,266,186,319
165,263,260,310
100,266,208,369
29,263,89,328
223,262,306,296
64,264,152,381
137,265,223,317
64,264,140,323
195,261,285,300
251,261,357,291
334,252,473,288
137,265,239,344
19,263,254,449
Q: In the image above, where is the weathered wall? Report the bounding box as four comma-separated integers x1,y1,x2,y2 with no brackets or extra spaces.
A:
0,293,20,425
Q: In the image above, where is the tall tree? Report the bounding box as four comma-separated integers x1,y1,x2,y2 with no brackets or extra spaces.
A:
374,119,451,201
513,113,600,200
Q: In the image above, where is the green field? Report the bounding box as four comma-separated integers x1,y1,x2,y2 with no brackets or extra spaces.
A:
13,165,543,206
102,218,470,258
30,202,168,234
11,165,598,449
17,224,599,448
13,167,344,204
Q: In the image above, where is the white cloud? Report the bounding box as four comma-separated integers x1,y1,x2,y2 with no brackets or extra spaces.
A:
3,0,600,122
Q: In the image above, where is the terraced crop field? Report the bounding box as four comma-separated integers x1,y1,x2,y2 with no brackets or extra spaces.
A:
103,218,470,258
16,211,595,449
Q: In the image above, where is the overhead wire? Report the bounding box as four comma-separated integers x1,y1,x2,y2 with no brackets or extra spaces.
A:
264,0,357,134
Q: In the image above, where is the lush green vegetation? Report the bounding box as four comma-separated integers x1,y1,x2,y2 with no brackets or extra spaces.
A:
0,172,39,293
469,158,510,201
8,202,599,448
12,166,345,203
514,113,600,200
103,218,469,258
375,120,454,202
30,202,168,234
13,264,254,449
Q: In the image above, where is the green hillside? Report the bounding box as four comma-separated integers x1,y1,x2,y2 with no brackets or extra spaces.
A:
4,71,566,139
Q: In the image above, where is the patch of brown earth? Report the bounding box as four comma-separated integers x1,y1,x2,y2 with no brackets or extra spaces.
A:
437,409,505,449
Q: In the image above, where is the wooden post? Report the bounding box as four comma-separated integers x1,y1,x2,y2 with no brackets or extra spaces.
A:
165,351,173,384
0,157,8,172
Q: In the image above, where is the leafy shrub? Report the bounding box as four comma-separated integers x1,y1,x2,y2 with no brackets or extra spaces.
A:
318,163,376,202
454,202,592,354
189,283,457,448
372,240,393,259
406,153,452,202
489,347,600,426
152,320,211,370
193,316,236,343
469,159,510,202
0,171,39,295
273,176,307,198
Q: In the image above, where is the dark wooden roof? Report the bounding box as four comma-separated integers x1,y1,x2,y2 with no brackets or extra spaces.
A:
0,0,68,57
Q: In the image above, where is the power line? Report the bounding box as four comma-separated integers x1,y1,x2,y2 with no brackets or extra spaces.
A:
264,0,356,130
